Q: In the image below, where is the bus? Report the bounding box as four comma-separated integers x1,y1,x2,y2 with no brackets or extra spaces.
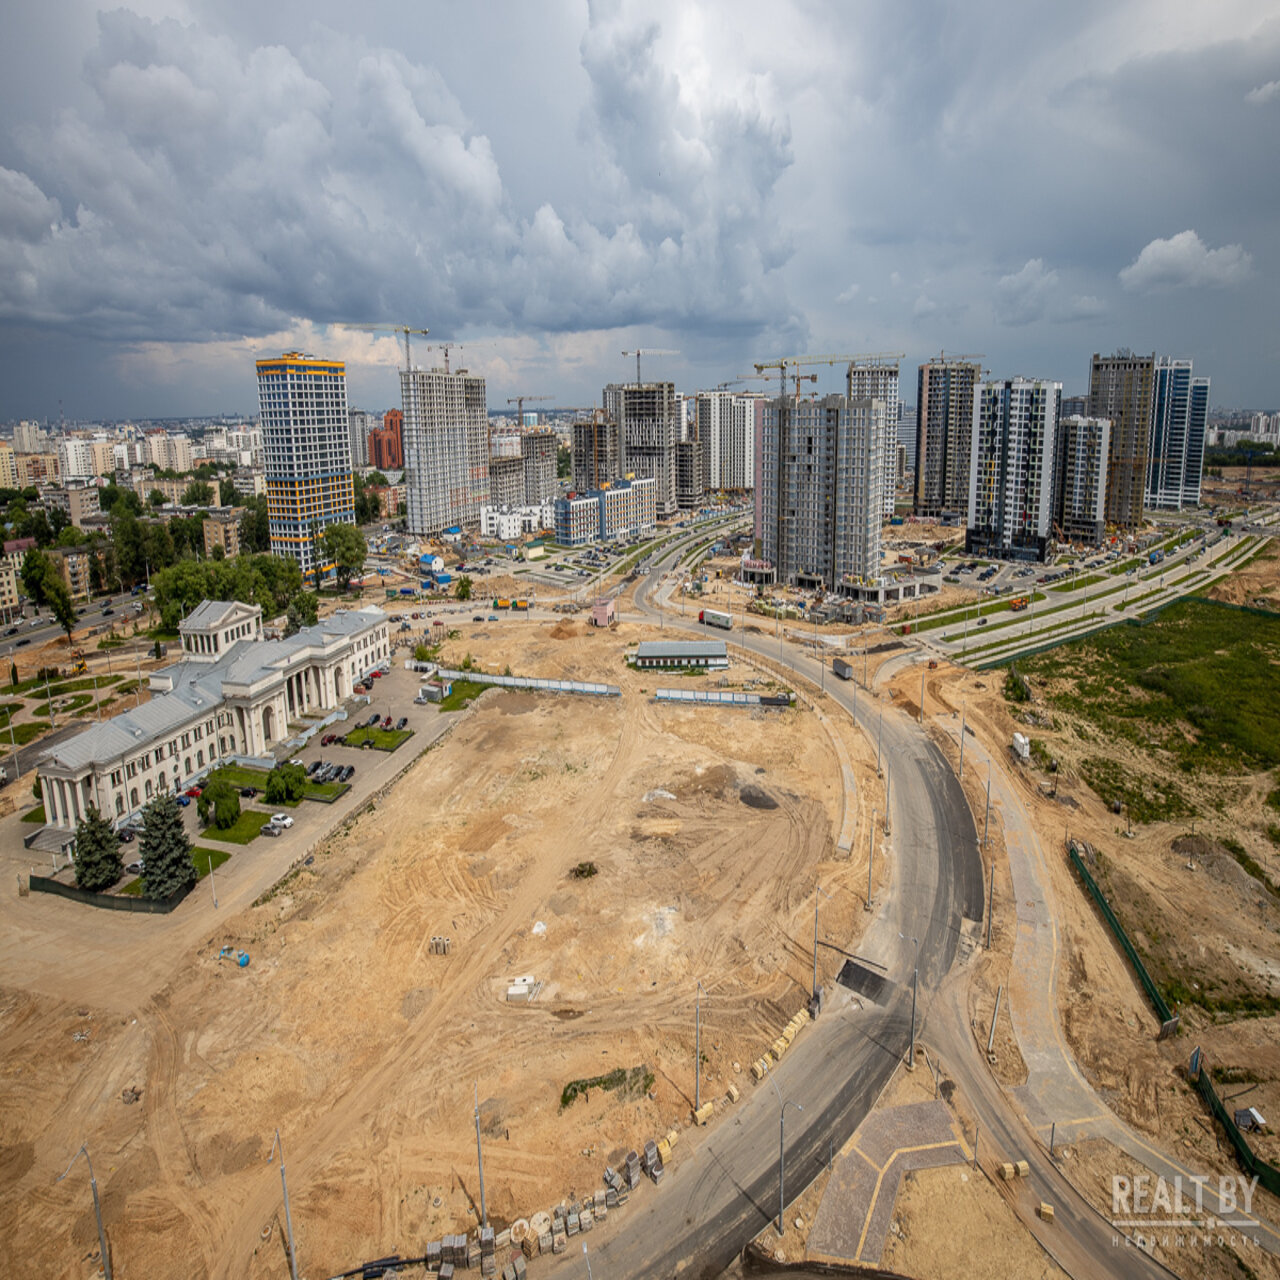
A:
698,608,733,631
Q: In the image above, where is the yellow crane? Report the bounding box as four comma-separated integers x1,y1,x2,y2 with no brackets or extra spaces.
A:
337,322,430,371
620,348,679,384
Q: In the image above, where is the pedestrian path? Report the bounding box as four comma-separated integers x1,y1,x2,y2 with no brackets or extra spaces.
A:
807,1100,967,1266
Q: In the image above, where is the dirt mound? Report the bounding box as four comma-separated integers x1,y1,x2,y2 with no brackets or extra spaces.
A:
739,785,779,810
549,621,579,640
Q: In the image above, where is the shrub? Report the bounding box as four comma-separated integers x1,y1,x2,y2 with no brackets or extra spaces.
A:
265,761,307,804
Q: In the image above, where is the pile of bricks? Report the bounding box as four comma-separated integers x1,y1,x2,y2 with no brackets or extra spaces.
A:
749,1008,812,1080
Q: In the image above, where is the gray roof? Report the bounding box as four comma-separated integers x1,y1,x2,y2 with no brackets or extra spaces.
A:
183,599,252,630
39,605,387,773
635,640,728,659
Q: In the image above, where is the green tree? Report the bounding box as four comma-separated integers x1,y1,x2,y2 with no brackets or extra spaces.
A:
218,478,238,507
10,662,17,688
556,443,571,479
284,591,318,636
366,470,389,487
149,489,168,508
197,779,241,830
238,495,270,553
20,548,55,606
455,575,473,601
48,578,77,647
322,522,367,590
71,804,123,892
265,762,307,804
138,792,196,900
182,480,214,506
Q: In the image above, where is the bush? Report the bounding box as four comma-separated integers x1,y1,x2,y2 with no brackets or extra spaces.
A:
265,761,307,804
198,780,241,830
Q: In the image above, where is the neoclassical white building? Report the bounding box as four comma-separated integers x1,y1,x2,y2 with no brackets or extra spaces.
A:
36,600,389,833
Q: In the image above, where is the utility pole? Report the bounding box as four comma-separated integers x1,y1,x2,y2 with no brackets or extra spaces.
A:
884,765,891,834
812,886,831,1001
207,849,218,908
474,1083,488,1228
982,762,992,849
866,810,875,910
876,709,883,776
959,704,966,778
899,933,919,1068
59,1144,112,1280
695,980,707,1111
44,672,56,729
268,1129,299,1280
919,667,925,725
985,862,995,950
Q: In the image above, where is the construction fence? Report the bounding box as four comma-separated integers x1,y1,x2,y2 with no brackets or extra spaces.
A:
653,689,793,708
1067,840,1179,1036
1192,1059,1280,1199
436,669,621,698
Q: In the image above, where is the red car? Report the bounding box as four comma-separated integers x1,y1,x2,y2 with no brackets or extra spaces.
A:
370,670,383,679
184,787,201,798
321,733,336,746
382,716,393,729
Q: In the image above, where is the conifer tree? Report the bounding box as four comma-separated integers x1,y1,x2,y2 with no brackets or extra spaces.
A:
139,792,195,900
72,804,122,893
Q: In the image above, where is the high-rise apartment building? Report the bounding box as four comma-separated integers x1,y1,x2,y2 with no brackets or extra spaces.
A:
0,442,16,490
367,409,404,471
1146,359,1209,510
603,382,679,517
571,414,622,493
14,421,44,454
401,366,489,534
1055,415,1111,546
256,352,355,577
521,429,558,505
1088,351,1154,529
847,358,900,518
348,409,376,469
967,379,1061,562
675,439,704,509
915,357,982,520
760,394,884,590
695,392,758,491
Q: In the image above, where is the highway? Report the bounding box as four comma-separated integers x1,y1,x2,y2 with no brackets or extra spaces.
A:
538,528,1179,1280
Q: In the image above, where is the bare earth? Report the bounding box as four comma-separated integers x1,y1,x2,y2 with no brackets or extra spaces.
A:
0,617,880,1279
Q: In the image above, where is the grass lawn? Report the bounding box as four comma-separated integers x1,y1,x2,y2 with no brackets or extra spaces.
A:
11,720,51,746
1016,597,1280,775
1049,573,1105,593
0,701,24,727
343,725,414,750
201,808,271,844
305,780,347,799
207,763,273,792
121,846,231,895
21,804,46,824
437,680,488,713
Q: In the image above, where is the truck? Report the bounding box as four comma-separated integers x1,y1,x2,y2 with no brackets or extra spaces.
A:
698,608,732,631
832,657,854,681
1148,549,1164,566
1010,597,1029,612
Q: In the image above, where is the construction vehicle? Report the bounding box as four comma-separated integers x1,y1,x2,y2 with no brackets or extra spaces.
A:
1010,597,1030,612
69,650,88,676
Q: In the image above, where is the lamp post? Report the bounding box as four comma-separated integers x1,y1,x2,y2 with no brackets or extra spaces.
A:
267,1129,299,1280
474,1082,488,1228
866,809,875,909
760,1060,802,1236
59,1144,112,1280
695,980,707,1111
876,708,883,776
898,933,919,1068
207,849,218,908
812,886,831,1001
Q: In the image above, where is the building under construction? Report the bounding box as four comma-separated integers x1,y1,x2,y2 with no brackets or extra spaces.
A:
402,365,490,535
1089,350,1154,530
915,355,982,521
603,382,680,517
571,413,622,492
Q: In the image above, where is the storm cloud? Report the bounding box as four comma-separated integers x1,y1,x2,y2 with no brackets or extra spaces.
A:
0,0,1275,416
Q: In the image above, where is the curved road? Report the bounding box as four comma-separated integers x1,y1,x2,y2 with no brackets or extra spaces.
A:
537,540,984,1280
538,533,1178,1280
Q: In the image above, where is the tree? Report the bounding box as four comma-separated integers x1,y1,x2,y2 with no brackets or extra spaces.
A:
322,522,367,590
238,496,270,553
10,662,17,688
366,470,389,487
197,779,240,830
20,548,55,606
219,478,238,507
137,792,195,900
284,591,318,636
182,480,214,507
455,575,473,601
48,578,77,647
72,804,122,892
265,762,307,804
557,443,571,479
149,489,168,508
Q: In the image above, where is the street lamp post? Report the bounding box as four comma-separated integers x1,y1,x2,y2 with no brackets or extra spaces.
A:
268,1129,300,1280
876,708,883,776
811,886,831,1001
898,933,919,1068
866,809,875,910
959,704,966,779
695,980,707,1111
760,1060,802,1236
59,1144,112,1280
474,1082,488,1228
207,849,218,908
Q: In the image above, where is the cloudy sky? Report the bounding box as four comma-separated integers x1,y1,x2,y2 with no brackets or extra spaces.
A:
1,0,1277,421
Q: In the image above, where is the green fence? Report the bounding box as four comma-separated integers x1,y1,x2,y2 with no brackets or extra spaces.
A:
1067,841,1178,1032
28,874,191,914
1192,1060,1280,1199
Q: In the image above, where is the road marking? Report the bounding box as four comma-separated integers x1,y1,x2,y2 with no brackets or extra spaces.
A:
854,1140,964,1260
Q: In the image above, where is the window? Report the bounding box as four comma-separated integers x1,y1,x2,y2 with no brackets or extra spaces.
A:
145,780,153,799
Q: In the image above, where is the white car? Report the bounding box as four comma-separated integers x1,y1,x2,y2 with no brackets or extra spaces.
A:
270,814,294,828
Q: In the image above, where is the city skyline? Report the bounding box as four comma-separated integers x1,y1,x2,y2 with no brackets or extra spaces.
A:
1,1,1277,418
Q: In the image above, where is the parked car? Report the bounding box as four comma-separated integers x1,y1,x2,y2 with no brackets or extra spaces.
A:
473,615,484,622
271,813,294,828
366,713,380,727
102,607,115,616
125,860,143,874
239,786,256,797
261,822,283,837
395,717,408,730
16,638,30,646
118,829,135,844
176,794,190,806
382,716,393,729
340,765,355,782
488,615,498,622
4,626,17,636
184,786,201,798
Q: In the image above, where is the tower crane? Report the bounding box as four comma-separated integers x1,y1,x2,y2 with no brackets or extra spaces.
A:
337,323,430,371
424,343,460,374
507,395,554,429
621,349,679,385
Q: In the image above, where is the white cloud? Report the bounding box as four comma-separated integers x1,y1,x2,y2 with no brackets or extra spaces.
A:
994,258,1058,326
912,294,937,319
836,282,860,302
1246,79,1280,105
1119,230,1253,292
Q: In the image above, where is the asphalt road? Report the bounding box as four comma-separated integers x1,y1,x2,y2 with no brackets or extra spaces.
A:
536,542,983,1280
551,532,1180,1280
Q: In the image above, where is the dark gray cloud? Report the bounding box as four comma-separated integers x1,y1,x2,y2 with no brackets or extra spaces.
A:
0,0,1275,417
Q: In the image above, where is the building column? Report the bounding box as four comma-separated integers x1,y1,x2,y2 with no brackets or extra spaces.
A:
42,777,59,828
